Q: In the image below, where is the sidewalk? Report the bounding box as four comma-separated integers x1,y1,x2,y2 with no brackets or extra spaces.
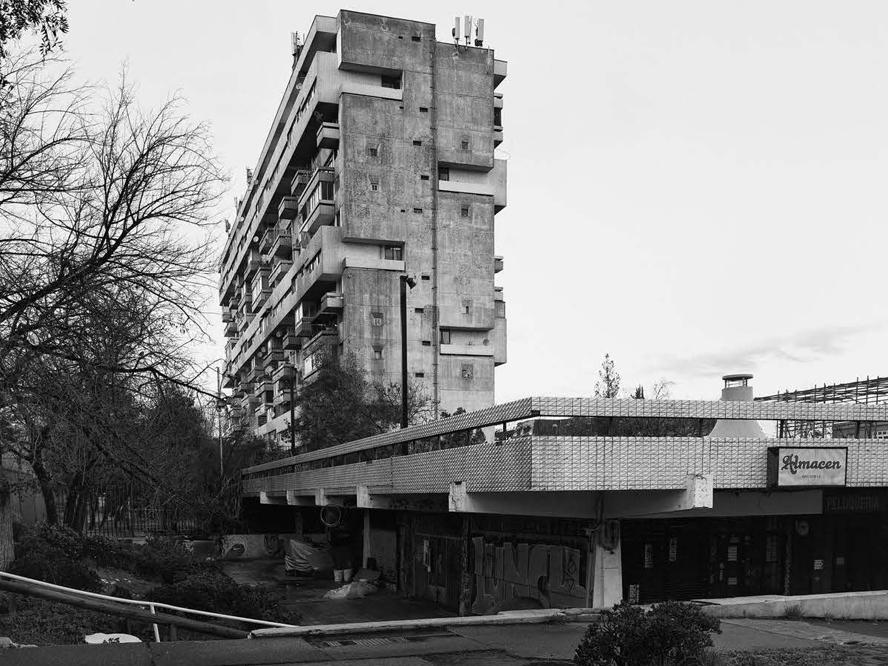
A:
6,616,888,665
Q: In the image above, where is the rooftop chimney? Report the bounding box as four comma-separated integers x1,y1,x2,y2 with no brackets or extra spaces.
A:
708,373,766,438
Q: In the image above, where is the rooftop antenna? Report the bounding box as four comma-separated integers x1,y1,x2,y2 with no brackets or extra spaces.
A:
291,32,302,67
452,16,460,47
475,18,485,47
464,15,472,46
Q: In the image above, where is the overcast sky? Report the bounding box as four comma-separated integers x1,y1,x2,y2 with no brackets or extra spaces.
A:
61,1,888,402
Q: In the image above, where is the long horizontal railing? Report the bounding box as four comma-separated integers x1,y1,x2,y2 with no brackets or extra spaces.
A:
242,396,888,477
0,571,298,642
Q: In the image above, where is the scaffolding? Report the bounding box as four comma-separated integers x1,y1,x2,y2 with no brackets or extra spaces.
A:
756,376,888,438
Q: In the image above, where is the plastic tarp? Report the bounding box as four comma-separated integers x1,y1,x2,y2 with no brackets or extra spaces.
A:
284,538,334,574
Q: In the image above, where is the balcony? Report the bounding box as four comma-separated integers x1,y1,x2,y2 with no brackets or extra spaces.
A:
294,310,315,337
298,168,335,237
316,122,340,150
245,250,261,277
247,365,264,384
221,310,233,323
268,257,292,287
278,196,299,220
272,364,296,384
290,169,311,197
283,331,300,350
494,59,507,88
270,226,293,258
319,292,343,315
263,348,285,366
253,379,273,400
494,256,504,273
224,320,238,337
258,225,276,254
250,268,271,309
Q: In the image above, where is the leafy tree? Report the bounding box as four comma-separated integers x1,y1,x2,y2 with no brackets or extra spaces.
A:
0,0,68,60
293,352,431,452
594,353,621,398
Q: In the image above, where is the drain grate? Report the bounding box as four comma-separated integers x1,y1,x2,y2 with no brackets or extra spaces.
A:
314,631,454,649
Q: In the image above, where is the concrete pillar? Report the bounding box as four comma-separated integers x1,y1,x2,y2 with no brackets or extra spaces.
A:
362,509,371,568
592,520,623,609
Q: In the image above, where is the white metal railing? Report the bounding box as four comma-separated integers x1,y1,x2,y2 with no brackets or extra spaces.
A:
0,570,299,641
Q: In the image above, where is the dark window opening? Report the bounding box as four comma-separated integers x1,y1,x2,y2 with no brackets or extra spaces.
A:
370,178,379,191
440,329,451,345
419,106,429,113
383,245,403,260
438,167,449,181
461,206,470,217
460,140,470,150
494,107,502,126
413,207,423,214
412,35,422,42
381,75,402,89
413,140,422,146
415,371,425,377
421,340,431,346
421,274,430,280
414,307,424,314
420,174,430,181
373,348,383,360
367,146,378,157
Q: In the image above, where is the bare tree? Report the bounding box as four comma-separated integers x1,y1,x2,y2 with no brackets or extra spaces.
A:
594,353,622,399
0,49,224,567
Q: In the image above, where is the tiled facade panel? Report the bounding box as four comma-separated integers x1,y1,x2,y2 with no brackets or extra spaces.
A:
245,397,888,476
530,437,888,491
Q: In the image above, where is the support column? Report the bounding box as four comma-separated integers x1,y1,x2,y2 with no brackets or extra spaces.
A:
591,520,623,609
362,509,371,569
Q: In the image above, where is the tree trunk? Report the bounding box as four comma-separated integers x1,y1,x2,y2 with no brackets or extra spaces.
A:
0,468,15,570
31,456,57,525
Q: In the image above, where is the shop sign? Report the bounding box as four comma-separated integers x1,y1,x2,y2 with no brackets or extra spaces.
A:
823,491,885,514
767,447,847,487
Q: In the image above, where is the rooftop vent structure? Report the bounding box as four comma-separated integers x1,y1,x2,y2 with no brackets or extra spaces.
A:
709,373,767,438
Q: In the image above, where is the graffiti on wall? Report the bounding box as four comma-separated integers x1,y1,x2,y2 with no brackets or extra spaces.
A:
471,537,587,614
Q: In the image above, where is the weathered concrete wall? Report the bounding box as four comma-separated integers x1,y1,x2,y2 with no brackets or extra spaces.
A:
434,43,495,170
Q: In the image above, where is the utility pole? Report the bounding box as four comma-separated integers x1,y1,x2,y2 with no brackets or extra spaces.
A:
399,274,416,428
215,368,224,484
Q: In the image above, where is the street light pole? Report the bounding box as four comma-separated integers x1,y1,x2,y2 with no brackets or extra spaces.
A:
288,369,296,456
399,274,416,429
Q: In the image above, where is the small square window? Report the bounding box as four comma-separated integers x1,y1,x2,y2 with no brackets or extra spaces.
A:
370,178,379,191
367,146,378,157
414,371,425,377
414,307,424,314
421,340,431,346
383,245,403,260
413,140,422,146
421,274,430,281
420,174,430,181
412,35,422,42
419,106,429,113
373,348,383,360
461,206,470,217
440,329,451,345
460,140,469,150
413,207,423,214
438,167,449,181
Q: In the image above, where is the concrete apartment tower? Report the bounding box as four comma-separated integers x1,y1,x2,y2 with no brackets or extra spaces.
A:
219,11,508,447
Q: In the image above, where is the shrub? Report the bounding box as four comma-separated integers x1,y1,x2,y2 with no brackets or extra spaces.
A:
9,549,102,592
0,598,151,646
574,601,721,666
131,537,199,582
146,570,298,624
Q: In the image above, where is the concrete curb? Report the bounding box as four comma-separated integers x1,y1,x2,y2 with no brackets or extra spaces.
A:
249,607,601,638
696,590,888,620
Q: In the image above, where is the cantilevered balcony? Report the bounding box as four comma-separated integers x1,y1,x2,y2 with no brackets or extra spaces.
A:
298,168,335,237
294,302,317,337
268,257,292,287
494,256,504,273
319,292,343,315
282,329,300,350
278,196,299,220
250,267,271,309
290,169,311,197
245,250,262,277
224,319,238,337
263,347,285,367
258,225,276,254
270,225,293,258
316,122,340,150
